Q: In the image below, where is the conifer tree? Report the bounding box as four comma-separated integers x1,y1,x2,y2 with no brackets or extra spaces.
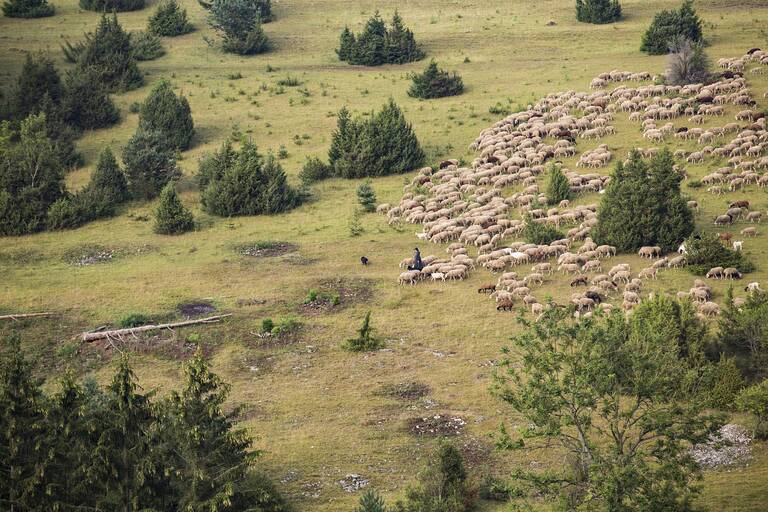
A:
575,0,621,24
200,0,270,55
545,164,570,205
197,139,237,189
336,26,356,62
148,0,193,36
357,180,377,212
385,10,424,64
0,334,51,510
154,182,194,234
76,14,144,92
641,0,704,55
2,0,53,17
8,53,62,122
138,80,194,150
91,148,130,204
122,128,180,200
677,0,703,43
79,0,144,12
357,489,388,512
338,11,423,66
408,59,463,99
61,68,120,130
37,93,83,169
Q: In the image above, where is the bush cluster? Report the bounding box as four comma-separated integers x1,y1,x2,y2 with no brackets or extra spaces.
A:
641,0,703,55
408,60,464,99
575,0,621,24
545,164,571,205
523,215,564,245
79,0,144,12
130,30,166,61
684,232,755,276
200,0,269,55
2,0,53,18
148,0,193,36
337,11,424,66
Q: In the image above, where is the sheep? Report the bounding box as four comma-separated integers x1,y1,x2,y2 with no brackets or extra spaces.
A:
399,258,413,269
745,282,762,292
496,299,515,311
668,255,686,268
613,270,632,283
638,246,661,258
714,214,733,226
746,211,763,223
724,267,743,280
741,227,758,237
698,301,721,317
478,283,497,293
570,276,589,287
733,240,743,251
431,272,446,282
398,271,420,285
639,267,658,280
706,266,725,279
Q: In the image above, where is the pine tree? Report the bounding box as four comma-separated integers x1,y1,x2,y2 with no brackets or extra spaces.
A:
76,14,144,92
545,164,570,205
576,0,621,24
122,128,180,200
8,53,62,122
355,11,387,66
641,1,704,55
339,11,423,66
678,0,703,43
61,68,121,130
138,80,194,150
336,26,356,62
2,0,53,17
90,148,130,203
356,489,388,512
154,182,194,234
408,59,463,99
148,0,193,36
200,0,270,55
197,139,237,189
357,180,377,212
37,93,83,169
344,311,382,351
0,334,51,510
385,10,424,64
79,0,144,12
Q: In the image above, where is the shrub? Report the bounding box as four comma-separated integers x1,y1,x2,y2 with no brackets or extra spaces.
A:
61,68,120,130
684,232,754,275
298,155,331,184
356,180,377,212
545,164,570,205
119,313,152,328
260,318,274,333
736,380,768,439
718,290,768,381
665,37,711,85
130,30,166,61
337,11,424,66
74,14,144,92
148,0,193,36
200,0,269,55
90,148,130,204
348,210,363,237
2,0,53,17
79,0,144,12
270,316,299,336
593,150,694,253
138,80,194,150
45,186,115,231
343,311,382,352
641,0,703,55
408,60,464,99
328,101,425,179
575,0,621,24
154,182,194,234
6,53,62,122
200,141,301,216
356,489,388,512
276,75,301,87
122,129,180,200
704,355,746,409
523,215,564,245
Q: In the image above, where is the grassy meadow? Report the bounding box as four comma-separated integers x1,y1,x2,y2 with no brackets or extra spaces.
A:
2,0,768,510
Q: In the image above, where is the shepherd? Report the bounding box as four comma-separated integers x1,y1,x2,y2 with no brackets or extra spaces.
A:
407,247,424,271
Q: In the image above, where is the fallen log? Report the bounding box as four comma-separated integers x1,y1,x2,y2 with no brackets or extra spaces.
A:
82,314,232,342
0,312,54,321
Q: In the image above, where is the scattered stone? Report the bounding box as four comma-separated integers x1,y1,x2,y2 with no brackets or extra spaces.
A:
690,423,752,469
281,469,298,484
236,241,298,258
407,414,466,437
339,474,369,493
375,381,430,400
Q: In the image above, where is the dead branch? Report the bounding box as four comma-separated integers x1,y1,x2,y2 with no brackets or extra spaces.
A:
82,314,232,342
0,312,54,321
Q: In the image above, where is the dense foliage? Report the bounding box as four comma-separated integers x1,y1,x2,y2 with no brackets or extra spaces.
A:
2,0,53,17
122,129,181,200
138,80,194,150
90,148,130,204
665,36,711,85
148,0,193,36
736,379,768,439
718,290,768,382
545,164,570,205
684,232,754,276
328,101,425,179
130,30,166,61
61,68,120,130
200,0,269,55
199,140,302,216
337,11,424,66
0,338,288,511
408,60,464,99
356,181,377,212
593,150,694,253
523,215,564,245
641,0,703,55
575,0,621,24
298,155,332,184
79,0,144,12
494,297,723,510
154,182,194,234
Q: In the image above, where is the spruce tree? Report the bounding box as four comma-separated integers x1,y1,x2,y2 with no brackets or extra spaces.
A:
79,0,144,12
385,10,424,64
641,1,704,55
8,53,62,122
76,14,144,92
678,0,703,43
90,147,130,204
148,0,193,36
154,182,194,234
336,26,356,62
355,11,387,66
61,68,120,130
138,80,194,150
122,128,180,200
200,0,270,55
576,0,621,24
357,180,377,212
0,334,51,510
197,139,237,189
37,93,83,169
2,0,53,17
545,164,570,205
356,489,388,512
408,59,464,99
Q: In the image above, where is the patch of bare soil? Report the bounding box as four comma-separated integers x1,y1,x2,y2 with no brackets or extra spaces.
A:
251,326,304,349
177,300,216,318
236,241,298,258
375,381,430,400
299,277,374,315
406,414,467,437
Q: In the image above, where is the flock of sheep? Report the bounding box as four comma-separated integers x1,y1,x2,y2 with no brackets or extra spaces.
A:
381,48,768,319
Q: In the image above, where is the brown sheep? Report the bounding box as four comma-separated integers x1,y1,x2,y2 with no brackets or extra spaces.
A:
496,299,515,311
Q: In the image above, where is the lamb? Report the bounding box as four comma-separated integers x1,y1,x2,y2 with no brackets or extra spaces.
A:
741,227,758,237
733,240,743,251
745,282,762,292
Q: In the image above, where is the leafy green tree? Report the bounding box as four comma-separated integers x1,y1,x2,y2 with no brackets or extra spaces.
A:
122,128,180,200
343,311,382,352
0,334,51,510
148,0,193,36
200,0,269,55
575,0,621,24
357,180,377,212
736,380,768,439
75,14,144,92
138,80,194,150
0,113,66,236
91,147,130,204
408,60,464,99
2,0,52,17
718,290,768,381
200,141,301,216
61,68,120,130
545,164,570,205
641,0,704,55
154,182,194,234
394,443,475,512
356,489,388,512
493,304,722,511
79,0,144,12
593,150,693,253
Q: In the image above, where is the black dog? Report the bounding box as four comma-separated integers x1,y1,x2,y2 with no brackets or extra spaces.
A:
360,256,369,266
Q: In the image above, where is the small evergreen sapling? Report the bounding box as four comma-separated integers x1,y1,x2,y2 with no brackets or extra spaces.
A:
154,182,194,234
344,311,382,351
138,80,194,150
148,0,193,36
408,60,464,99
357,180,377,212
356,489,388,512
90,148,130,204
545,164,570,205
